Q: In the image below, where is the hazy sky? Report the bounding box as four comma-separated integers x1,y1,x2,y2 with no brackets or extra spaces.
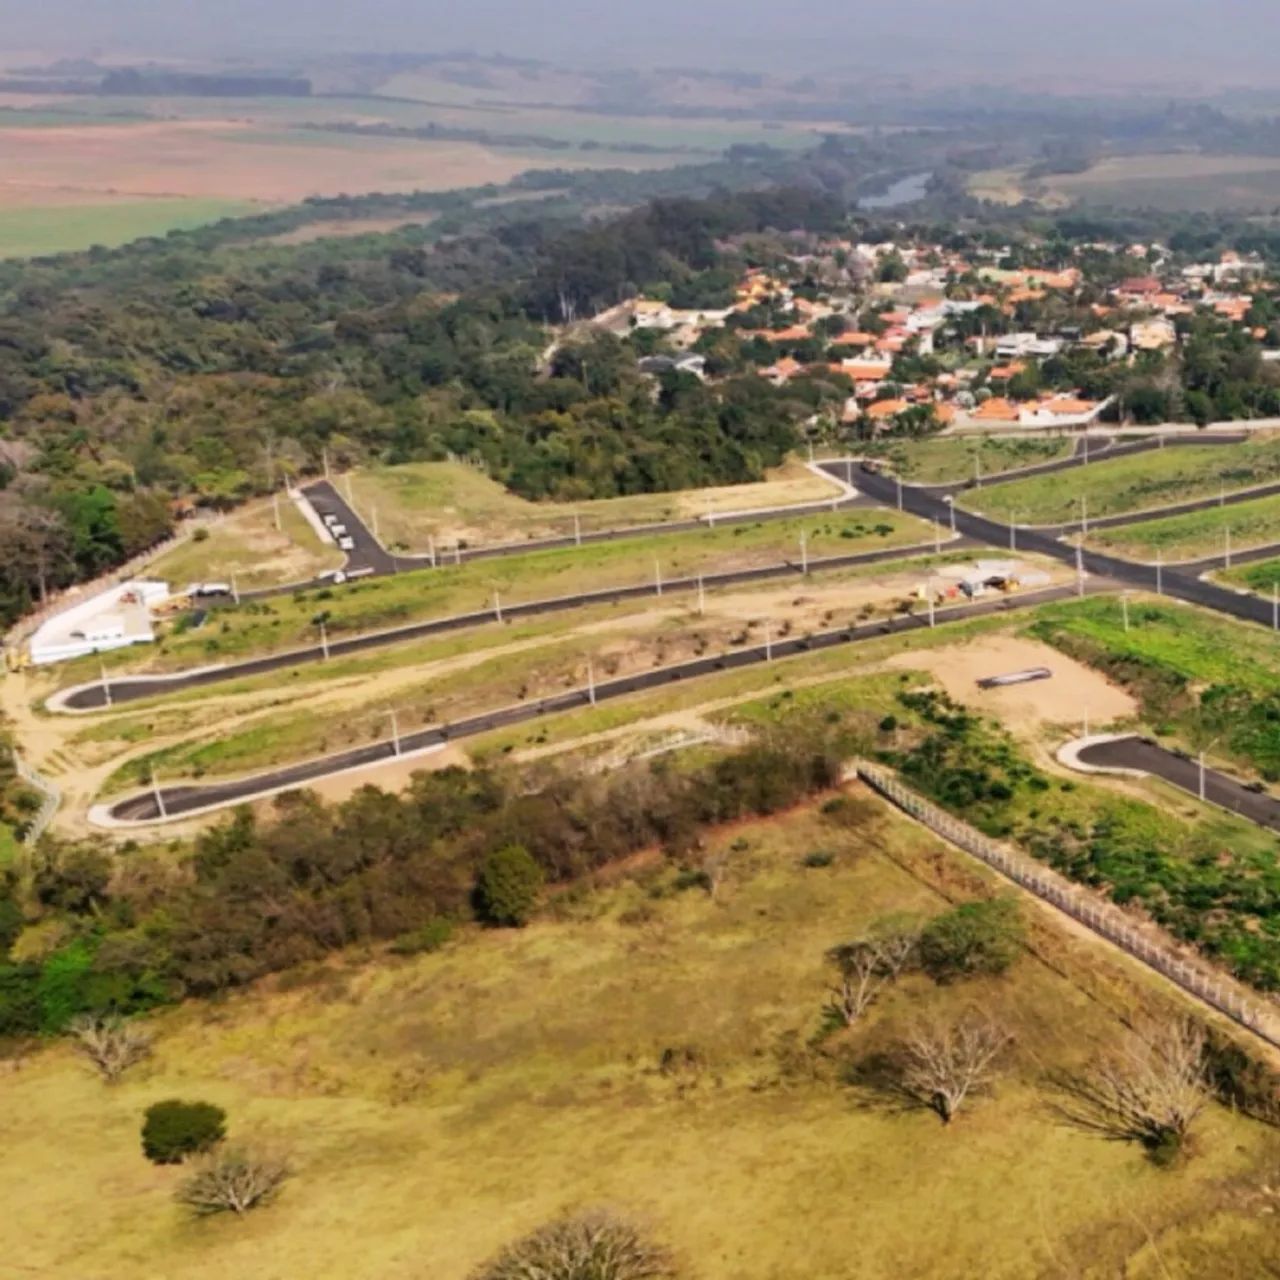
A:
4,0,1280,83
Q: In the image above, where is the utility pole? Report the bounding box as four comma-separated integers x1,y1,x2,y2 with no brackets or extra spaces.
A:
150,765,167,821
697,574,705,617
1199,750,1208,802
319,620,329,661
388,710,401,757
895,475,903,511
231,573,239,605
586,660,597,705
927,578,936,628
454,543,462,567
1155,547,1163,596
428,534,436,568
493,590,503,624
845,458,853,487
654,559,662,597
974,453,982,488
100,657,112,709
1076,543,1085,597
799,530,809,575
573,513,582,548
1009,512,1017,553
706,500,716,529
1121,592,1130,633
945,495,956,533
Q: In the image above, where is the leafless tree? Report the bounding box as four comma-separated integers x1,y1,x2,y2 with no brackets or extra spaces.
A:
471,1208,676,1280
826,917,920,1026
897,1015,1013,1124
176,1147,291,1216
67,1014,152,1084
1051,1018,1209,1159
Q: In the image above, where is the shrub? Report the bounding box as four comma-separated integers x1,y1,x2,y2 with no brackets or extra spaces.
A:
471,1208,676,1280
919,898,1024,982
177,1146,290,1216
389,918,453,955
475,844,544,927
802,850,835,868
142,1099,227,1164
68,1014,152,1083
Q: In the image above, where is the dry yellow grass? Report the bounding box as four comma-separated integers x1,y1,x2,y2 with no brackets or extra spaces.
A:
2,800,1277,1279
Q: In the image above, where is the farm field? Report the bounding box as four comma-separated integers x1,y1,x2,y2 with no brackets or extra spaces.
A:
3,794,1277,1280
149,497,344,592
0,114,682,257
346,457,846,549
962,437,1280,525
874,434,1073,484
970,152,1280,212
1088,491,1280,560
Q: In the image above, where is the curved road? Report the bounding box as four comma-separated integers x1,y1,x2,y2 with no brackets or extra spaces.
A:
100,581,1095,824
60,536,974,711
1076,736,1280,834
836,463,1280,633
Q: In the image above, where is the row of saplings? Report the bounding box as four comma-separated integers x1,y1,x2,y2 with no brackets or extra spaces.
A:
822,895,1235,1165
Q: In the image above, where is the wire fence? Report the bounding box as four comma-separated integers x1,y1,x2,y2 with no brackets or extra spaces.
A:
855,761,1280,1052
11,752,61,846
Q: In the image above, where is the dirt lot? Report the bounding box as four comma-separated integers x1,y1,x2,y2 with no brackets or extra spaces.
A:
886,634,1136,735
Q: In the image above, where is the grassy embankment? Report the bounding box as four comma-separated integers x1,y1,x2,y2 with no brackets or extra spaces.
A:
871,435,1073,484
962,438,1280,527
1031,595,1280,781
1089,492,1280,561
64,508,932,681
344,458,845,550
3,796,1277,1280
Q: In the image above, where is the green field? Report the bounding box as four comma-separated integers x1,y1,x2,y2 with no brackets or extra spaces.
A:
1220,555,1280,594
1090,491,1280,560
3,794,1275,1279
874,435,1074,484
962,438,1280,526
348,458,845,550
0,198,260,258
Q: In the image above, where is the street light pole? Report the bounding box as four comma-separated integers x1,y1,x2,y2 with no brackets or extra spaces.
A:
697,575,705,617
493,591,503,624
150,765,167,821
389,710,401,757
895,475,903,511
319,621,329,661
1121,592,1130,633
1076,543,1085,598
573,513,582,548
100,657,112,708
654,559,662,597
587,661,596,705
1009,512,1017,552
927,578,936,628
1155,548,1163,596
764,620,773,662
799,530,809,575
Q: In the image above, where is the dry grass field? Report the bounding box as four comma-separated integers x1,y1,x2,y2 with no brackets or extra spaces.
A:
3,796,1277,1280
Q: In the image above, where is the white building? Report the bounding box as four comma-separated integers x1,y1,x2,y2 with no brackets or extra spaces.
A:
28,580,169,666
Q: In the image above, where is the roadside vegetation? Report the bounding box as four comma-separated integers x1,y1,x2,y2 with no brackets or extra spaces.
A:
963,437,1280,525
869,434,1073,484
1087,490,1280,560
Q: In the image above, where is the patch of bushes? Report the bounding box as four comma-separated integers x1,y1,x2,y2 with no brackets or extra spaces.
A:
142,1099,227,1165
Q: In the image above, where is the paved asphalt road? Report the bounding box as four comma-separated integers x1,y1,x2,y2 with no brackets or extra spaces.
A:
1078,736,1280,834
105,581,1093,822
64,536,975,710
839,464,1280,633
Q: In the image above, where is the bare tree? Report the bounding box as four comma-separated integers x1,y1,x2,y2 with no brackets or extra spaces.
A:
897,1015,1013,1124
1052,1019,1209,1161
177,1147,291,1216
67,1014,152,1084
471,1208,676,1280
826,917,920,1027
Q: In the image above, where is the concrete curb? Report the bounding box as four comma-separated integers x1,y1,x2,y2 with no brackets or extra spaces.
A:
1055,733,1148,779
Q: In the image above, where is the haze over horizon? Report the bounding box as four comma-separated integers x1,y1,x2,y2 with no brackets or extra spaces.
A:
5,0,1280,89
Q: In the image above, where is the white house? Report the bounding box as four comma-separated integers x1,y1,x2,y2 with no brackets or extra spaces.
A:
28,580,169,666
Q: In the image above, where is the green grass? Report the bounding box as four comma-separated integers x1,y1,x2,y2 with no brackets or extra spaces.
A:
0,199,261,259
67,507,929,680
872,435,1073,484
962,438,1280,526
1091,491,1280,561
1220,555,1280,594
348,458,844,550
2,798,1275,1279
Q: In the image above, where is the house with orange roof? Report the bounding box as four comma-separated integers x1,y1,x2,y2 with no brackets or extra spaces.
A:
988,361,1027,382
865,398,910,421
759,356,803,386
830,331,876,349
841,358,894,381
